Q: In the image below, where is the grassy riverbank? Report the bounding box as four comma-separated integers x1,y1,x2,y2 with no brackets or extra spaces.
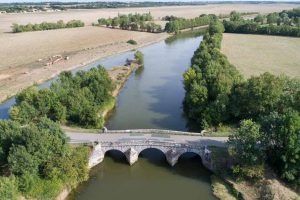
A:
211,175,238,200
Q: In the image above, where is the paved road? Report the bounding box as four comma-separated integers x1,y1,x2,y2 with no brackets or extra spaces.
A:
66,132,228,147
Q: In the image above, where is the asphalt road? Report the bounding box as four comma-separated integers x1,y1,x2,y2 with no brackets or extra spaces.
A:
66,132,228,147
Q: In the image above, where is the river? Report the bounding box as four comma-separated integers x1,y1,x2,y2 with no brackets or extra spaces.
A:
0,33,217,200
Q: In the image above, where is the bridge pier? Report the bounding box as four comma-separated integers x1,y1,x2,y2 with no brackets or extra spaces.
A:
165,149,181,166
125,148,138,165
88,144,104,168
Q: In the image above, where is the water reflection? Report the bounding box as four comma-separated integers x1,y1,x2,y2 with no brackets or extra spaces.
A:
106,36,203,130
68,149,216,200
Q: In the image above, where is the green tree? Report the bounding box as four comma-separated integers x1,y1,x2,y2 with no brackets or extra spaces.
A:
229,120,263,166
254,14,264,24
111,18,119,28
98,18,107,25
267,13,278,24
230,11,241,21
230,72,285,120
260,110,300,184
228,120,265,180
8,145,39,175
0,120,21,164
0,118,90,199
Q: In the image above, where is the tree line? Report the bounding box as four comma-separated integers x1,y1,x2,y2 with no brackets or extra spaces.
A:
223,10,300,37
183,21,300,187
164,14,217,33
10,66,115,129
12,20,85,33
96,13,162,33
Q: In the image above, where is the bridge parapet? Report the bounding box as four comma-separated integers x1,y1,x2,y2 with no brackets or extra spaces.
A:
105,129,204,136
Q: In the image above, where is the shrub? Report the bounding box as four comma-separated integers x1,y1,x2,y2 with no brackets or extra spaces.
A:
127,39,137,45
134,51,144,65
0,176,19,200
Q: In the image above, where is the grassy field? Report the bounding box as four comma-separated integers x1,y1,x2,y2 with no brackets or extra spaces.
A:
221,33,300,78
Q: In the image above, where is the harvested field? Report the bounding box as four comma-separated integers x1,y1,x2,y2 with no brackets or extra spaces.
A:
0,4,298,33
0,26,165,70
221,33,300,78
0,3,299,101
0,26,168,102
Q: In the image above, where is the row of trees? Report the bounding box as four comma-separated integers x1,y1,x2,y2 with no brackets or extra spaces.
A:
183,20,242,130
0,118,89,199
183,21,300,186
164,14,217,33
12,20,84,33
10,66,115,128
97,13,162,33
224,20,300,37
223,10,300,37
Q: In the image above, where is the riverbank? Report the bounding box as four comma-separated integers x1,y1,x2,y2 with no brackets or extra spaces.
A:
0,28,168,103
102,62,142,120
209,146,300,200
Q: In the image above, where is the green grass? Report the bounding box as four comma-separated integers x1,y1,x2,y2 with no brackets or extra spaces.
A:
203,125,236,137
211,175,238,200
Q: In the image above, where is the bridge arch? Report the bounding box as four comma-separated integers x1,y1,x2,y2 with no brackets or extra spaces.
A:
103,149,128,164
138,147,167,165
176,151,203,165
138,147,167,157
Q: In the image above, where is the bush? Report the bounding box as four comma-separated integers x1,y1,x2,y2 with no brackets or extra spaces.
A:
231,164,265,181
259,183,275,200
134,51,144,65
0,176,19,200
127,39,137,45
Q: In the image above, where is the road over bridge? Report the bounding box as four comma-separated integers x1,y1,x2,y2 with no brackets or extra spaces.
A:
66,129,228,170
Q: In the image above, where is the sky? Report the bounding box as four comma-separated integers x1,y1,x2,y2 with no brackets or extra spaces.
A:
1,0,300,3
0,0,300,3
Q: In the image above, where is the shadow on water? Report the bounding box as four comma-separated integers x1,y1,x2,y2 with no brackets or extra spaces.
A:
138,149,212,183
67,148,216,200
105,148,213,184
104,150,128,165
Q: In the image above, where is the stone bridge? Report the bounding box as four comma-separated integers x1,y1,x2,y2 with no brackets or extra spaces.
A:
66,129,228,171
